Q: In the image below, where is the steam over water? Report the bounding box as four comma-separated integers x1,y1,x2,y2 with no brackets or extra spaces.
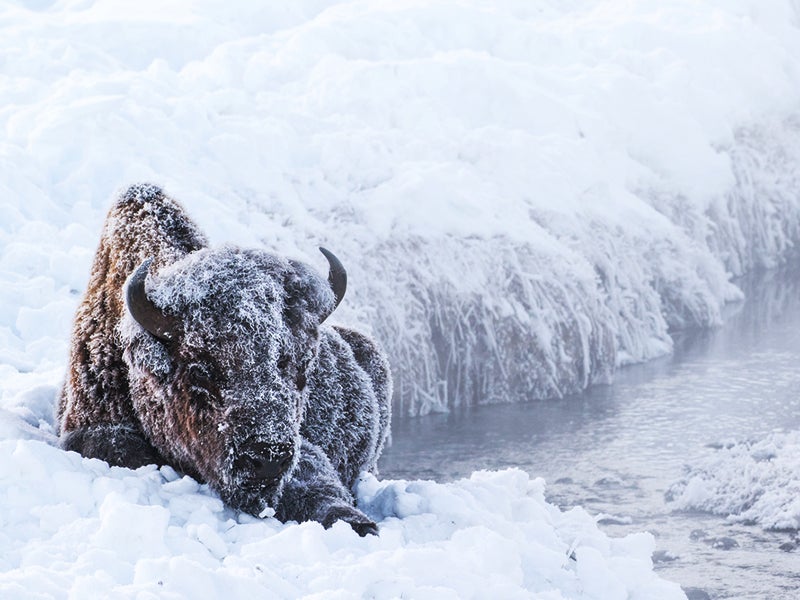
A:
380,266,800,600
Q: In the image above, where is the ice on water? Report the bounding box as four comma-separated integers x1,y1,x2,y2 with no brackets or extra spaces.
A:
668,431,800,531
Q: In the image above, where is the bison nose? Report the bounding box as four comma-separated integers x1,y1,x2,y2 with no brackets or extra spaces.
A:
234,442,294,481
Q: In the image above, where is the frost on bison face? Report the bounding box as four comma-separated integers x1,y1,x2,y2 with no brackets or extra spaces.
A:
58,184,392,536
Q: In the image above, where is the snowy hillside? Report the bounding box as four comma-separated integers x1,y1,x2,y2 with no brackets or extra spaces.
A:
2,1,800,597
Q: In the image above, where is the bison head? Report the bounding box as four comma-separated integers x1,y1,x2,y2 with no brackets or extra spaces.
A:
120,246,346,516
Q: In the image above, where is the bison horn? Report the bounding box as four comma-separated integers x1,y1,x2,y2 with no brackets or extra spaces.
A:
125,258,178,341
319,247,347,313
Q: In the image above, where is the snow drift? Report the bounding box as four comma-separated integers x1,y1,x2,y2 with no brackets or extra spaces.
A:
0,439,686,599
667,431,800,531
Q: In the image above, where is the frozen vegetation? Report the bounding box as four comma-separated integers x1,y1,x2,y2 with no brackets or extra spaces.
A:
2,0,800,597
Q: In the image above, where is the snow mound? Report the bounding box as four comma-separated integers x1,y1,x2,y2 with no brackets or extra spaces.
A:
667,431,800,531
0,440,685,599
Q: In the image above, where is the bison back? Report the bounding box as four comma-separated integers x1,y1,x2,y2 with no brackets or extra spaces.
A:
58,184,207,436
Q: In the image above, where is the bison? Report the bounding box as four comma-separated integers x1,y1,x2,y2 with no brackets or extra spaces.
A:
58,183,391,536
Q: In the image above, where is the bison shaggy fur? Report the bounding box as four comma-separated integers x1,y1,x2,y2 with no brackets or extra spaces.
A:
58,184,391,535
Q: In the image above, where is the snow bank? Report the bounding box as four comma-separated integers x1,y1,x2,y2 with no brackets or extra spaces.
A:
667,431,800,531
2,1,800,414
0,439,685,599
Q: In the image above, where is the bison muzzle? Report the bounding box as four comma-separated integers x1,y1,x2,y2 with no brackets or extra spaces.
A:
58,184,392,536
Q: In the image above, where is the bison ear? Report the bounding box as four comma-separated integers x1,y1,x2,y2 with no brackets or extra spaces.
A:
125,258,179,342
319,247,347,321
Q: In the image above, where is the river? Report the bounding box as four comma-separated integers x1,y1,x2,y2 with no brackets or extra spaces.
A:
379,267,800,599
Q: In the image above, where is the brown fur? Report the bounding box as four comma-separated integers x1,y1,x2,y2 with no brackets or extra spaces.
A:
59,183,206,435
58,184,391,536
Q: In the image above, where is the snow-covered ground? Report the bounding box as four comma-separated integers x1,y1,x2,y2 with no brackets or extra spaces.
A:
0,441,685,599
3,0,800,597
667,431,800,532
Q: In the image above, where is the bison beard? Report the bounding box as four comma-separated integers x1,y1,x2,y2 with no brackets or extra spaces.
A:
58,183,392,537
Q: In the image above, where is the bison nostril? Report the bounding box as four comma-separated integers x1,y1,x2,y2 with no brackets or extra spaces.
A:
234,442,294,481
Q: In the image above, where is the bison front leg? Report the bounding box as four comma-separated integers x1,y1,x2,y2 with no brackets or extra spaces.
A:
61,423,163,469
275,439,378,537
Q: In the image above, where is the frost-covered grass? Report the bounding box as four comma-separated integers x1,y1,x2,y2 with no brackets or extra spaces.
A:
667,431,800,531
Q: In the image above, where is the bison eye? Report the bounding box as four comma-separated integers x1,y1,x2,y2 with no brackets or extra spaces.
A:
187,365,220,409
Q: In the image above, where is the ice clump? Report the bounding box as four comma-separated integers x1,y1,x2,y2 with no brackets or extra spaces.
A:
667,431,800,531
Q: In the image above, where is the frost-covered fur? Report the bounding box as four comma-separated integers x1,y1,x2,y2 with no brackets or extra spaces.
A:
58,184,392,535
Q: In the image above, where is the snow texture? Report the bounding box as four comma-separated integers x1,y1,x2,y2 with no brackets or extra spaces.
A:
0,441,686,599
667,431,800,531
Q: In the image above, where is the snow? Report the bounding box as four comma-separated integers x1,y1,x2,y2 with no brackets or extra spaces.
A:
667,431,800,531
2,0,800,597
0,440,685,599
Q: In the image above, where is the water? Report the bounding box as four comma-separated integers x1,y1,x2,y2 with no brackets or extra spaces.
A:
379,267,800,600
